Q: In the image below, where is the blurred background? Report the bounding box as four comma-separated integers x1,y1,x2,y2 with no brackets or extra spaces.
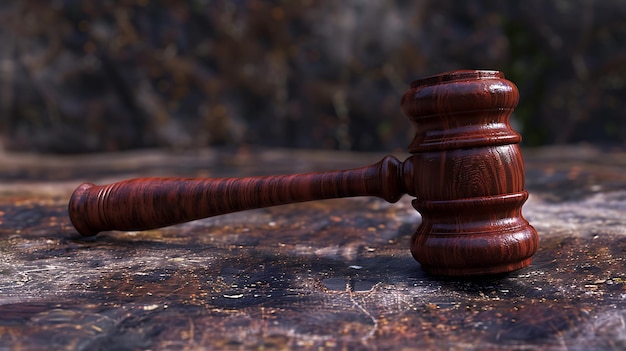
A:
0,0,624,154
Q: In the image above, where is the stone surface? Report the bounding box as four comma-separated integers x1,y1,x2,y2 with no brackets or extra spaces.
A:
1,146,626,350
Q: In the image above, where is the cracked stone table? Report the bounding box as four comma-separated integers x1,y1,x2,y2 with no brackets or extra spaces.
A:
1,145,626,350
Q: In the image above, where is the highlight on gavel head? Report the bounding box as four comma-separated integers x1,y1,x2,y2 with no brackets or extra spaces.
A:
401,70,538,276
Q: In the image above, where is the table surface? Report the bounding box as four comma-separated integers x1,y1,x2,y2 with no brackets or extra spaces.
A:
1,145,626,350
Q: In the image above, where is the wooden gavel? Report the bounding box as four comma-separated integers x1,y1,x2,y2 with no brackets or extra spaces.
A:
69,70,538,277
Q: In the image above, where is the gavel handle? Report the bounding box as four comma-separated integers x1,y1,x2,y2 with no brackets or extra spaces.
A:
68,156,407,236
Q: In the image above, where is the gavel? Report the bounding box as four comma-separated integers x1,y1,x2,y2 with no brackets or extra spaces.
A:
68,70,538,277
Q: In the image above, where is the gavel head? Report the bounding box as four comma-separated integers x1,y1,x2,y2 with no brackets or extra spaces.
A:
400,70,538,276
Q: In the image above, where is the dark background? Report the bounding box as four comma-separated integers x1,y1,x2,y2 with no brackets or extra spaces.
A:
1,0,625,154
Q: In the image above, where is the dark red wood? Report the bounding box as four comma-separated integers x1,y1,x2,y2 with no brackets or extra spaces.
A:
401,70,538,276
69,155,405,236
68,69,538,277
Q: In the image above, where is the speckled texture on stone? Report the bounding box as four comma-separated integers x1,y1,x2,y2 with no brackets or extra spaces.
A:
1,146,626,350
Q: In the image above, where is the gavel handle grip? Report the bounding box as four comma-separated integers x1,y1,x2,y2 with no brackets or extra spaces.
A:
68,155,407,236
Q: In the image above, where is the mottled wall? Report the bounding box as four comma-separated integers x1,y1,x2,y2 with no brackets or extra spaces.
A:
1,0,625,153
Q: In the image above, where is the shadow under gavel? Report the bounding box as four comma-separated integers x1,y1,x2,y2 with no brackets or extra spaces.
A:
69,70,538,277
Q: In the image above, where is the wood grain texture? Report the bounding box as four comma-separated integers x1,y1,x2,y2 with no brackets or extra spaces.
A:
401,70,537,276
68,70,538,276
69,155,405,236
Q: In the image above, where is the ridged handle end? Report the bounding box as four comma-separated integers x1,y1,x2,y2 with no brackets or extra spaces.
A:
68,183,100,237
